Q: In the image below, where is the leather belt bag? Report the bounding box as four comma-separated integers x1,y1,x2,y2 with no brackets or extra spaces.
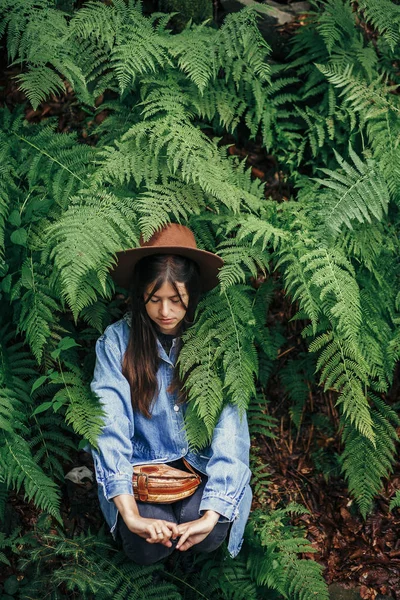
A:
132,459,202,503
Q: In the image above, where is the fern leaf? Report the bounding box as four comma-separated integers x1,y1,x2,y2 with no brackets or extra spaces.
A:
315,147,390,236
0,431,62,523
14,259,60,363
358,0,400,51
309,331,373,441
15,65,65,111
316,0,355,54
247,506,329,599
389,490,400,512
137,180,205,241
47,362,106,450
301,247,361,343
341,394,399,517
43,191,139,319
168,23,216,92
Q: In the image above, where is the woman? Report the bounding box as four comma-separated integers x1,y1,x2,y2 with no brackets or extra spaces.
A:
89,224,252,565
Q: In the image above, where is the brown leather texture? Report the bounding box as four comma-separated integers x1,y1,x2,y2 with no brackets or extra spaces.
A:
132,460,202,503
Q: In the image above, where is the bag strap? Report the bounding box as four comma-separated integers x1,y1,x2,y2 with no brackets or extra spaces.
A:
137,472,149,501
182,458,201,481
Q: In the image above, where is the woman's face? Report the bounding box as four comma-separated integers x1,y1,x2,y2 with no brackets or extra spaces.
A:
144,280,188,335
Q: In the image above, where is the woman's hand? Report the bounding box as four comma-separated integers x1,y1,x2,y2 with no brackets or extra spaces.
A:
176,510,220,552
124,513,180,547
113,493,179,547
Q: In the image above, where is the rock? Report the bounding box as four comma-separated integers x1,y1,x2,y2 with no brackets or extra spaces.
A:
328,584,362,600
220,0,310,26
220,0,310,55
65,466,94,485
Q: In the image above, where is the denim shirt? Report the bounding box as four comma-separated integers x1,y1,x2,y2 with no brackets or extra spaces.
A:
88,313,252,558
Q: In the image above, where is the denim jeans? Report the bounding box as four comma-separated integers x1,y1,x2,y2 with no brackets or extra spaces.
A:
116,475,230,565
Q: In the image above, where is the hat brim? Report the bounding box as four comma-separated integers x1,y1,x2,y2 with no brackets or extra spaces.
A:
110,246,224,292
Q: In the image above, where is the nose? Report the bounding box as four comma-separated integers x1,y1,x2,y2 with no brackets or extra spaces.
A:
159,301,170,317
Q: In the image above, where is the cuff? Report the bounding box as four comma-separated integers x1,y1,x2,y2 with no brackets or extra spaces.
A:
199,493,239,522
104,474,133,501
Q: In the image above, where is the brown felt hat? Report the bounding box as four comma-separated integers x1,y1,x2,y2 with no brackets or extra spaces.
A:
110,223,224,292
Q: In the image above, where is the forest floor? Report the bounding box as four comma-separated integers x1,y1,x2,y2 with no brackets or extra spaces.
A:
1,2,400,598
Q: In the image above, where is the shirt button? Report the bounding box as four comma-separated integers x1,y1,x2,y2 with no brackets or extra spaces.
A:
173,405,180,412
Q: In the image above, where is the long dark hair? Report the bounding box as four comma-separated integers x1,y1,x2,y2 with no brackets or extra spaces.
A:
122,254,201,417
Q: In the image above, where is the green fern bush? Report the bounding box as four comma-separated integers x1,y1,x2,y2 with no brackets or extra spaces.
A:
0,0,399,596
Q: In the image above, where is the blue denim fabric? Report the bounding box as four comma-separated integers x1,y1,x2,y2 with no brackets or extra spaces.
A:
87,313,252,558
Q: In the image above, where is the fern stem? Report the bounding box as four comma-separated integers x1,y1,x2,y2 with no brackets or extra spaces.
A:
223,289,243,377
13,133,87,185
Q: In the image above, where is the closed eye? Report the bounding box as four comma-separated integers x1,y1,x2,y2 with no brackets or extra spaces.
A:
149,297,182,304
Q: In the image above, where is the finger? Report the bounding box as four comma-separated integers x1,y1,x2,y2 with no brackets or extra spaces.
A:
176,527,187,537
148,522,172,546
178,538,194,552
168,522,180,538
148,524,159,543
176,523,189,535
160,523,172,541
176,528,191,550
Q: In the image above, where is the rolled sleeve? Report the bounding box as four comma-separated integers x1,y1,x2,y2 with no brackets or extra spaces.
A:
199,404,251,522
90,335,135,502
104,474,134,501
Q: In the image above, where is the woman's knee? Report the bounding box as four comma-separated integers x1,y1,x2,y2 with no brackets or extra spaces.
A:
117,514,175,565
123,541,174,565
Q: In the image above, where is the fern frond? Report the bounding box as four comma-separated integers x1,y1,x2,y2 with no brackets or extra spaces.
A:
137,181,205,240
301,246,361,342
341,394,399,517
315,146,390,236
46,361,106,450
168,23,215,92
13,258,60,363
309,331,373,441
0,0,55,61
15,65,66,111
316,0,355,54
184,339,223,434
69,0,120,49
247,394,277,439
180,286,258,447
120,116,255,213
19,527,181,600
200,553,259,600
0,431,62,523
358,0,400,51
0,323,37,433
389,490,400,512
30,413,76,481
217,6,271,84
247,506,329,600
14,124,96,207
43,191,139,319
316,62,399,116
216,212,287,289
217,241,270,289
277,242,322,335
